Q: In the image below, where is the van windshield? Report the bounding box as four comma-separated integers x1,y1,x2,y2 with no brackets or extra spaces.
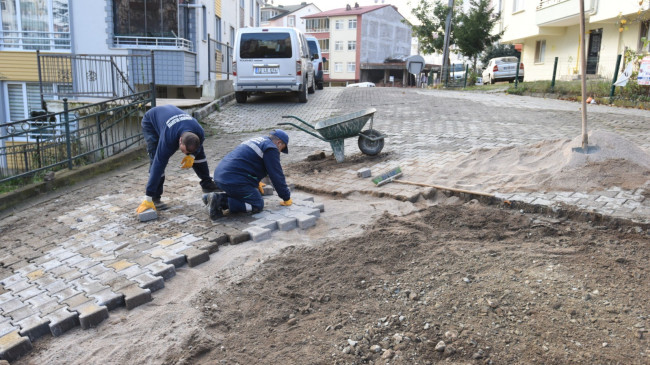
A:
240,32,292,59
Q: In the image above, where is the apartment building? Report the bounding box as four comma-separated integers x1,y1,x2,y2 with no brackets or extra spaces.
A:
496,0,650,81
1,0,261,126
303,3,411,84
261,1,321,33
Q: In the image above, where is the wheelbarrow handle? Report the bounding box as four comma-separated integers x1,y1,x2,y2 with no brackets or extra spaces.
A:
281,115,316,129
277,121,326,141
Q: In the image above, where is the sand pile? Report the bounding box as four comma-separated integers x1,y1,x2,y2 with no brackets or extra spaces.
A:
431,130,650,193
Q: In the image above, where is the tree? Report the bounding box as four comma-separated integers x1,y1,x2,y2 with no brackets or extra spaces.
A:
480,44,520,67
409,0,464,56
454,0,503,72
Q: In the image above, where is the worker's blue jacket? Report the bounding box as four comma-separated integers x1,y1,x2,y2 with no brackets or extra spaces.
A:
142,105,207,197
214,136,290,201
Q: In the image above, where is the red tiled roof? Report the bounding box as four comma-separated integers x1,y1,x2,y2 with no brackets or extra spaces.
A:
302,4,392,18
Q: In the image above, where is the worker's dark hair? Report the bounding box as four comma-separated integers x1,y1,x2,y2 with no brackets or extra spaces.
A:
181,132,200,153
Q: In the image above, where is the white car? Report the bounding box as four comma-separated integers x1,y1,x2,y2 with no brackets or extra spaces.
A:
346,82,375,88
482,57,524,84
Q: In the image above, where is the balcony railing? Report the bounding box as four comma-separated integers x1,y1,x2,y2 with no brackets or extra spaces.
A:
536,0,570,10
113,36,193,52
0,30,71,51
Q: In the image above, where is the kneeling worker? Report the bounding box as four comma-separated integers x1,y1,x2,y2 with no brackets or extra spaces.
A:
207,129,292,219
136,105,220,214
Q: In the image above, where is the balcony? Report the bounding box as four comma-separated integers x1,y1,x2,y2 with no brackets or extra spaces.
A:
0,30,71,51
536,0,595,27
113,36,193,52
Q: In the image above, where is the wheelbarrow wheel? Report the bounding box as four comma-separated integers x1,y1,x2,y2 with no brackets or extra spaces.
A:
358,129,384,156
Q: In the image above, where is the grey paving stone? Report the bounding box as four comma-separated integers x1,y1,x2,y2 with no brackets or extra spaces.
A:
119,285,152,310
15,314,51,342
144,262,176,281
84,263,110,277
62,293,92,309
15,286,43,301
244,226,272,242
180,247,210,268
146,248,186,268
52,287,81,302
294,213,317,229
138,209,158,222
31,299,64,317
0,330,33,363
0,318,19,337
89,289,124,311
25,293,53,308
0,274,23,287
116,264,147,279
132,273,165,293
6,305,37,322
0,299,26,314
357,168,371,178
0,293,14,306
251,218,278,231
74,302,109,329
228,230,250,245
44,307,79,336
166,243,192,255
195,240,220,255
277,216,298,231
5,280,32,293
101,276,134,291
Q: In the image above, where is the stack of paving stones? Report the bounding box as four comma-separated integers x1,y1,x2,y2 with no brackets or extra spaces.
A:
0,187,323,362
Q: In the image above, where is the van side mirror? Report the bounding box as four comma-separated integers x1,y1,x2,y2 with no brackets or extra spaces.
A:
322,56,327,63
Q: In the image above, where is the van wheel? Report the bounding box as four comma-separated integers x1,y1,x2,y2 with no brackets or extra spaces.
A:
317,82,323,90
235,92,247,103
308,74,315,94
298,83,308,103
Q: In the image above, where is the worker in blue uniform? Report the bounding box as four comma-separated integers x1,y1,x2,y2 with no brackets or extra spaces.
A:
206,129,292,219
136,105,219,214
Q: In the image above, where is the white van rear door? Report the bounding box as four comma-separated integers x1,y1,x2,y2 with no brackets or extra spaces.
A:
237,31,297,86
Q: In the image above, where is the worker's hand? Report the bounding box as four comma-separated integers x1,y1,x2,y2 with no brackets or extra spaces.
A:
180,154,195,169
258,181,266,194
136,196,156,213
279,198,292,206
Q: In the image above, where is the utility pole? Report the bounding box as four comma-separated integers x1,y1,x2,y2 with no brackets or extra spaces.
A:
579,0,588,149
440,0,454,84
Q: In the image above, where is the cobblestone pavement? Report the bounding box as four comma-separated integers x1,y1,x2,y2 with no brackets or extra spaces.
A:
1,88,649,361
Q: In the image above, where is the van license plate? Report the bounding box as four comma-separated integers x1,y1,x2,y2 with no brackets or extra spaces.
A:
255,67,279,75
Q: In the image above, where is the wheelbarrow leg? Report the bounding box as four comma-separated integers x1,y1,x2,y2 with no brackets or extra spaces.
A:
329,139,345,163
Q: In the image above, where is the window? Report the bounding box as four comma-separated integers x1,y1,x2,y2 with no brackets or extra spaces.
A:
240,0,244,9
239,32,292,59
348,19,357,29
113,0,177,37
318,38,329,52
334,62,343,72
512,0,524,12
534,40,546,63
0,0,70,50
348,40,356,51
306,18,329,32
347,62,355,72
334,41,344,51
335,20,344,30
288,15,295,27
215,16,222,42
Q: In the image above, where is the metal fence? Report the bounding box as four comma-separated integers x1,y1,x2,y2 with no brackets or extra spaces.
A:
36,51,156,107
208,37,233,80
0,90,153,184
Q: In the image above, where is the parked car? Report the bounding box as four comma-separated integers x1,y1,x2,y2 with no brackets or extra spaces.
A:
346,82,375,88
305,36,326,90
449,63,467,80
482,57,524,84
232,27,315,103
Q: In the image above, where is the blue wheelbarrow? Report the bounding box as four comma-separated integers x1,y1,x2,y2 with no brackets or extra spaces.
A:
278,108,385,163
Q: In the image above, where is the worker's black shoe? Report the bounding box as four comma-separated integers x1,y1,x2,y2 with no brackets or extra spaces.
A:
152,197,169,211
206,192,225,220
201,179,222,193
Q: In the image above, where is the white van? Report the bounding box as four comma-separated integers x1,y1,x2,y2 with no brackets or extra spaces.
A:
233,27,315,103
305,36,326,90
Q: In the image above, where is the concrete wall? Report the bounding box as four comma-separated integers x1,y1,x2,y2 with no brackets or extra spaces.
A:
201,79,234,101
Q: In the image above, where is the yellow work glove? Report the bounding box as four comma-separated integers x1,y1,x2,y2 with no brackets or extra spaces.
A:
279,198,292,206
258,181,266,194
136,196,156,213
180,154,195,169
